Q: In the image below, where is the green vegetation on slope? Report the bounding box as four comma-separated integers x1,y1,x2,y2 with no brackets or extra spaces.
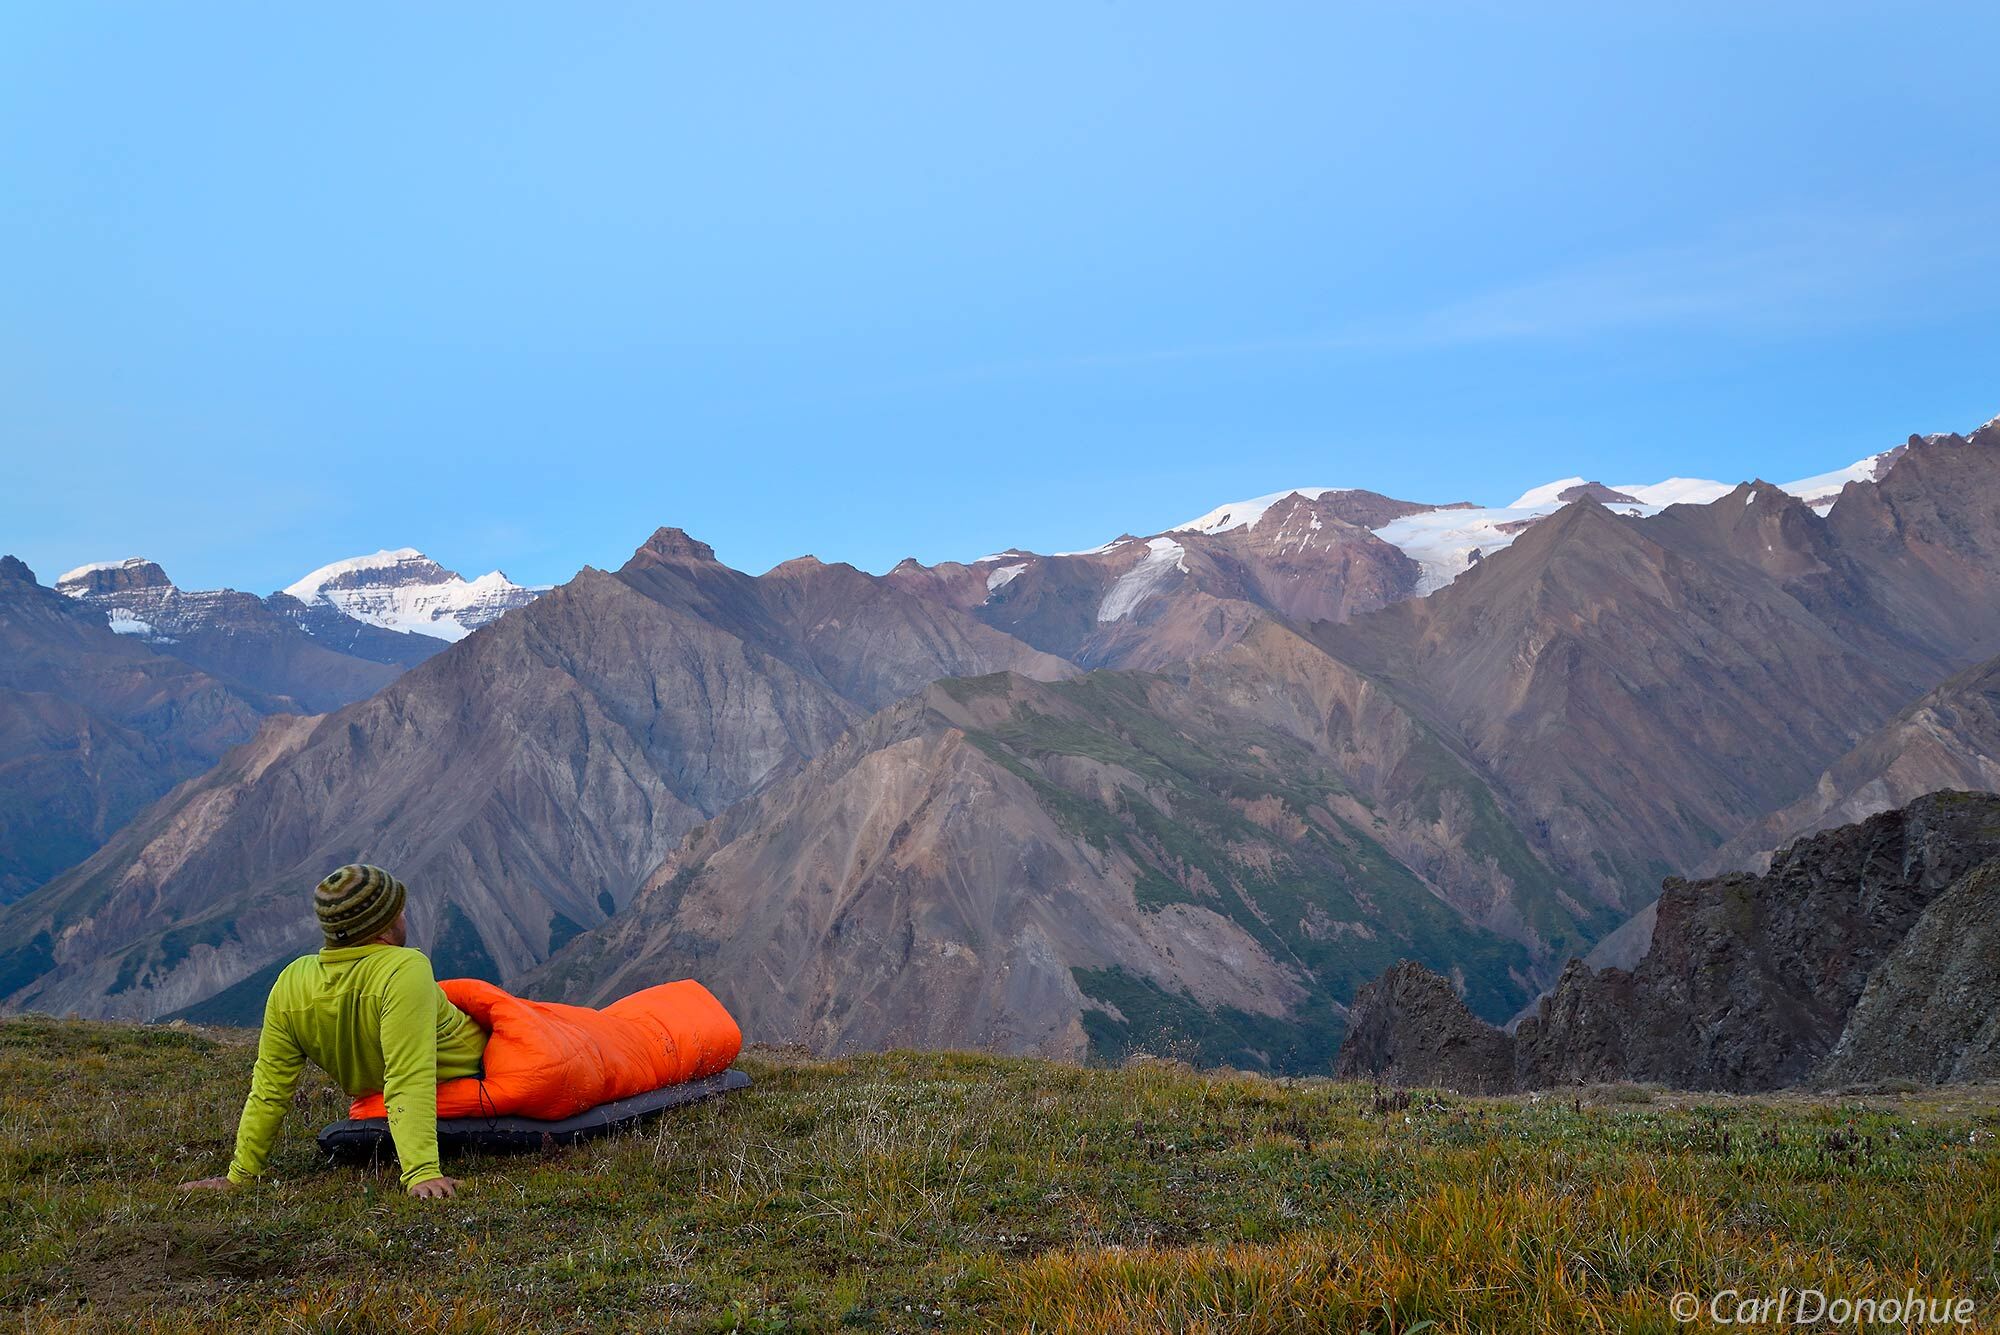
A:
1071,965,1345,1073
4,1017,1996,1333
961,674,1570,1036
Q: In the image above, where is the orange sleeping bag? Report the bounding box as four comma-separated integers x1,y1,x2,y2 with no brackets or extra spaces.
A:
348,977,742,1122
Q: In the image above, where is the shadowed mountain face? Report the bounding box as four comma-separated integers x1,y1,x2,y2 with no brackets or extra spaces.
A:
535,627,1602,1071
0,558,279,904
0,531,1074,1021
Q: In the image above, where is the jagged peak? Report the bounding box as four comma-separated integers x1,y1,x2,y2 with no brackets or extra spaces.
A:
56,557,174,595
626,528,720,567
0,555,38,585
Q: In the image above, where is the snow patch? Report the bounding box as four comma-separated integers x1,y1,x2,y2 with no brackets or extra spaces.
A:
985,563,1029,594
105,612,153,636
1614,477,1733,507
1506,478,1592,510
1778,452,1897,507
1096,538,1187,621
1371,508,1543,595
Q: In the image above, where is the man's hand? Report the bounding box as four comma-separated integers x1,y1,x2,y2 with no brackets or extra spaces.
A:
178,1176,236,1192
408,1175,461,1200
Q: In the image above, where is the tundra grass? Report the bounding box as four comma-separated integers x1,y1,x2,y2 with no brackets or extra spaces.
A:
2,1016,1997,1332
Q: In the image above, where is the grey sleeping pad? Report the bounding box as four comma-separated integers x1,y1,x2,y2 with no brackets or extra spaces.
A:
316,1068,752,1161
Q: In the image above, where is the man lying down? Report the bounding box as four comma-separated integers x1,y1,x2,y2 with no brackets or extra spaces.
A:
180,864,480,1200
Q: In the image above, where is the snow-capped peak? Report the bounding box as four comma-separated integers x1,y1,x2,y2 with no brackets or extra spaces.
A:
283,549,437,601
1508,477,1734,510
56,557,157,588
1376,474,1741,594
1619,478,1737,508
283,549,544,642
1171,488,1355,536
1505,477,1592,509
1777,449,1903,514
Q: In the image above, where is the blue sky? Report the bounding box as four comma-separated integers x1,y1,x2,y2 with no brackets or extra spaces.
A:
5,4,1998,593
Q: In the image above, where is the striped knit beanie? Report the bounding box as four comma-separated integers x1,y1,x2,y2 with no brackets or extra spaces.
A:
314,864,407,947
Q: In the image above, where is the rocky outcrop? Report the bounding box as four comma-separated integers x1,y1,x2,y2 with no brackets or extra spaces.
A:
1338,794,2000,1092
1515,792,2000,1090
1817,862,2000,1086
1333,961,1515,1092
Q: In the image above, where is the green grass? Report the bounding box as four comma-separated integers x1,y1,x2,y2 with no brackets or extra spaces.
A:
3,1016,1997,1333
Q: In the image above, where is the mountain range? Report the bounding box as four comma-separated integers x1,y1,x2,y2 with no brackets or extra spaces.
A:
0,550,542,909
7,417,2000,1080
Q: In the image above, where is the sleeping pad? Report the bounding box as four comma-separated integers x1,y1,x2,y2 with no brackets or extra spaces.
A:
346,977,742,1121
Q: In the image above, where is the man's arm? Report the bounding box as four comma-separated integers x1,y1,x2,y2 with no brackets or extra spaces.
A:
378,951,448,1192
222,981,307,1185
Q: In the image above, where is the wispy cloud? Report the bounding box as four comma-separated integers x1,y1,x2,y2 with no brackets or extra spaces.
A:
938,208,1997,382
1381,212,1977,347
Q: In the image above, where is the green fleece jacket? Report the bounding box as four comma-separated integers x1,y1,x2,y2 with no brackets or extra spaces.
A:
227,944,487,1188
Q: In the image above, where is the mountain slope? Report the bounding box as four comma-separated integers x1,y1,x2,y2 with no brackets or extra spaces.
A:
1820,422,2000,661
0,558,279,905
1316,501,1917,906
1709,650,2000,872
